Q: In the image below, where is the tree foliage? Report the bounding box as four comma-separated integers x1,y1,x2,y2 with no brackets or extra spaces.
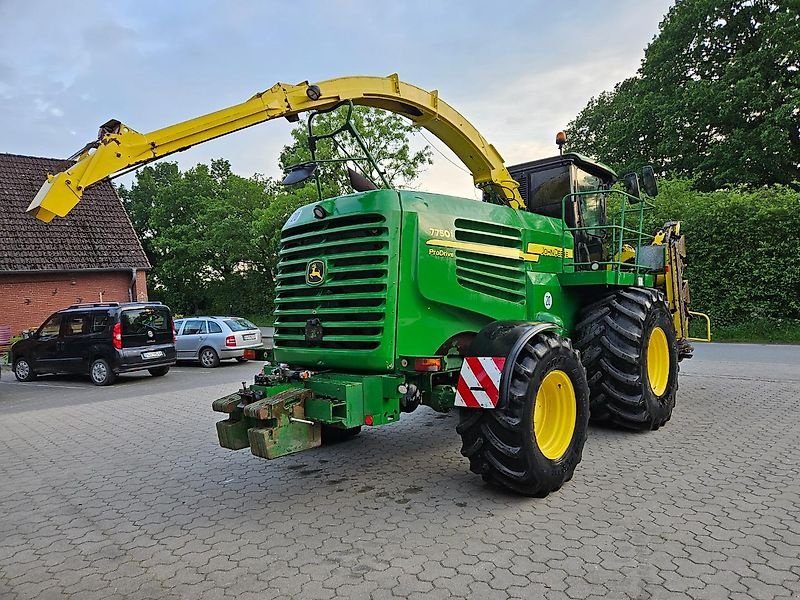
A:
279,105,432,197
646,180,800,328
118,159,277,315
567,0,799,190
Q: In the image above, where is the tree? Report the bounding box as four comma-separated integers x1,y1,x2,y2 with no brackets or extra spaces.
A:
278,105,432,196
567,0,799,190
118,159,277,315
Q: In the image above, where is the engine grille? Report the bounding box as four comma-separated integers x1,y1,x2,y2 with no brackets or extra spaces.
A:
273,213,390,351
454,218,525,303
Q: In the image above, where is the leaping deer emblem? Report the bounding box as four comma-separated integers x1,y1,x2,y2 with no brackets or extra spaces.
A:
306,260,325,285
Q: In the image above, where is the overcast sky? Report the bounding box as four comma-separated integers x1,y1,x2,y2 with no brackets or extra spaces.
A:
0,0,673,197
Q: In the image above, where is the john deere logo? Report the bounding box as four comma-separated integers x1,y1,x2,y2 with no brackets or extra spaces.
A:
306,259,325,286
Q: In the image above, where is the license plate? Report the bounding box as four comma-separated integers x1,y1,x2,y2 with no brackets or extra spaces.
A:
142,351,165,360
243,333,256,341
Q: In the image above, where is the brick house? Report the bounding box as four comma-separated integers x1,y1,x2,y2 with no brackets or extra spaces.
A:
0,153,151,336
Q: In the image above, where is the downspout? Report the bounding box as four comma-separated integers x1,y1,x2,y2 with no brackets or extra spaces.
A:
128,268,137,302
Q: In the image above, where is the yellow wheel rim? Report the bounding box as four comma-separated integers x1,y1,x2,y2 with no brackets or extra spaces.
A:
646,326,670,396
533,369,577,461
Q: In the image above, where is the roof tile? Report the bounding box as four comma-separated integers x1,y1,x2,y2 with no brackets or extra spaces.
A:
0,153,150,272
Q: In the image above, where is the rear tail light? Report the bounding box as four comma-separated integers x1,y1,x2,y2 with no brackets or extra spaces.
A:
112,322,122,350
172,325,177,343
225,335,236,347
414,357,442,372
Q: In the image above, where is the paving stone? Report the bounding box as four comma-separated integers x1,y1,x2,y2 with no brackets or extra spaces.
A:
1,350,799,599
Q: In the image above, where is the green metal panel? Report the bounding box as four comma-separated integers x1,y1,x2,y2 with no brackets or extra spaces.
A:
394,191,575,358
273,189,402,371
272,187,655,377
559,270,654,287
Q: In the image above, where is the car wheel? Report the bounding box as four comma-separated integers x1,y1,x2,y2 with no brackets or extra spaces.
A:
89,358,116,386
235,357,249,363
13,358,35,382
148,366,170,377
199,347,220,368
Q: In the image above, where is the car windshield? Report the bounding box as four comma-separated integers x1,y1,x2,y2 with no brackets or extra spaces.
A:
122,307,172,334
224,318,257,332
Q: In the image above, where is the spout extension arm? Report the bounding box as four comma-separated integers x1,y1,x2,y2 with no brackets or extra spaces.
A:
28,74,524,222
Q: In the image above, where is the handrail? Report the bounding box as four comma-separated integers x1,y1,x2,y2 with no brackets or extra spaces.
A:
688,311,712,342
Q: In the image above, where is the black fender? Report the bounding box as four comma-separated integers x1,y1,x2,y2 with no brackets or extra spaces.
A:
466,321,559,411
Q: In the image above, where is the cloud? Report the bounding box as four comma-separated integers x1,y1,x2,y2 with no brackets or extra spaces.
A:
0,0,673,198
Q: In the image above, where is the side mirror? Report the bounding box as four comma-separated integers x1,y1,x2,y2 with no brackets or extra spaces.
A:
347,168,379,192
641,165,658,197
22,329,34,340
622,172,641,201
281,162,317,186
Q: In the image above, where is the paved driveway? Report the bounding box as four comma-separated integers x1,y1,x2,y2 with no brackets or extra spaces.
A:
1,345,798,599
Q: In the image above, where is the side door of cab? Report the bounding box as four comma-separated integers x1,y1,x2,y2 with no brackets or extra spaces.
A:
31,313,64,373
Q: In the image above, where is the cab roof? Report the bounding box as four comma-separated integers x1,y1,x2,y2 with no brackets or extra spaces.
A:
509,153,617,183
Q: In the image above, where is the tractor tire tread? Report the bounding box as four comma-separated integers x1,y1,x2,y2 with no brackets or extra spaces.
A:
575,287,679,430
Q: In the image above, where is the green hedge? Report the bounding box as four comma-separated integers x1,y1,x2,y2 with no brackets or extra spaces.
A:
644,180,800,333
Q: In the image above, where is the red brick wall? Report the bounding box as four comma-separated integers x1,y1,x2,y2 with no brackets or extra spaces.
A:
0,271,148,336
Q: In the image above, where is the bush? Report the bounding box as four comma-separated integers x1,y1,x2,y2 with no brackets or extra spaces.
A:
646,180,800,332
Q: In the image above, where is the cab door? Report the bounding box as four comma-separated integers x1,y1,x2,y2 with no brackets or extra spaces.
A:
31,314,63,373
176,319,207,359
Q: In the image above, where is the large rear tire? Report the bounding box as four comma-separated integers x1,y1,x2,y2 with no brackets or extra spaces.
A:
456,331,589,497
575,287,678,430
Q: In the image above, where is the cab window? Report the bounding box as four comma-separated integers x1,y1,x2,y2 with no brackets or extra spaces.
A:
574,169,606,232
182,320,207,335
528,166,571,218
38,315,62,338
64,314,89,337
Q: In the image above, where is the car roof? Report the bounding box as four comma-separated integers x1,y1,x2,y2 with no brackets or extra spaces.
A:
60,302,166,314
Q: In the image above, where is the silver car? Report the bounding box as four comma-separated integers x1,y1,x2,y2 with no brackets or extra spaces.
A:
173,316,263,368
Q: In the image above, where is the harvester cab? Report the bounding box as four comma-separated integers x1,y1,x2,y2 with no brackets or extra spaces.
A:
28,74,711,497
504,150,618,267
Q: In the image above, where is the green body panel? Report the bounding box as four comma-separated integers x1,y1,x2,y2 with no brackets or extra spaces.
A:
216,185,660,457
304,373,402,427
214,370,402,459
559,270,654,288
273,189,579,371
273,189,402,372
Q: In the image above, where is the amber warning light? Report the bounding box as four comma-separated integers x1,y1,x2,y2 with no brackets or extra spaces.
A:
414,357,442,372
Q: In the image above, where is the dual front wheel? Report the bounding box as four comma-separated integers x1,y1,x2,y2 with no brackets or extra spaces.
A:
457,288,679,496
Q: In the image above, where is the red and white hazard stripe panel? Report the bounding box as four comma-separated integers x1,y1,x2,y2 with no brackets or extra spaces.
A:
455,356,506,409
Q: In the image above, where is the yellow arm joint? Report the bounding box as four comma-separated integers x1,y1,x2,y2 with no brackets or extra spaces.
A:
28,75,524,222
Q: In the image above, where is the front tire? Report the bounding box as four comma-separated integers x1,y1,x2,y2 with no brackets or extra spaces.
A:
199,347,220,368
457,331,590,497
575,287,679,430
89,358,116,386
13,358,35,382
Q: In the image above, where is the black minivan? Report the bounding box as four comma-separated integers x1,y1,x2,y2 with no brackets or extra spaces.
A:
10,302,177,386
